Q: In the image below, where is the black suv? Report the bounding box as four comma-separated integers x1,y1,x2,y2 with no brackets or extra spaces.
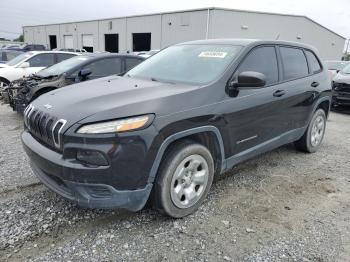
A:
7,44,46,52
22,39,331,218
10,54,145,113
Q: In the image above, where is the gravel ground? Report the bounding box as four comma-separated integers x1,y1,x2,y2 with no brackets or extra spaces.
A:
0,102,350,261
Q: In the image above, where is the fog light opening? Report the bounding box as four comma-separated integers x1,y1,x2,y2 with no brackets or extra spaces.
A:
76,149,108,166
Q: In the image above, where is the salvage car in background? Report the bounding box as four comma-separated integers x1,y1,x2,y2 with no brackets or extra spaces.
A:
0,51,77,102
0,49,23,63
332,63,350,107
6,44,46,52
9,54,145,112
325,60,350,79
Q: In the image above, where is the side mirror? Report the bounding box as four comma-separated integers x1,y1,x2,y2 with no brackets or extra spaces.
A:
79,69,92,80
229,71,266,90
18,62,30,68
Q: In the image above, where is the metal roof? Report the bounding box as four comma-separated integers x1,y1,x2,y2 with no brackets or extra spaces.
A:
22,7,346,40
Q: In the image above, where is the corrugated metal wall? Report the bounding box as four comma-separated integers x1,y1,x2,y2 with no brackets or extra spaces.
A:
23,8,345,60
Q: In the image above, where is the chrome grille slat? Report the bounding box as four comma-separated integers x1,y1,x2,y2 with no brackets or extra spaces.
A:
24,104,66,150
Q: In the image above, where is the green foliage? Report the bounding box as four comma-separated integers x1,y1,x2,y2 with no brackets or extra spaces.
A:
13,35,24,42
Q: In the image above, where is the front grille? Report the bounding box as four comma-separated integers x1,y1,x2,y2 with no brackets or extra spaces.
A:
334,82,350,92
24,104,66,150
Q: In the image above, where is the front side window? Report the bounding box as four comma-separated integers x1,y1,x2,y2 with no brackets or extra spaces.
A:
280,47,308,80
127,44,242,85
27,54,55,67
83,57,122,78
36,56,90,77
305,50,321,74
235,46,278,86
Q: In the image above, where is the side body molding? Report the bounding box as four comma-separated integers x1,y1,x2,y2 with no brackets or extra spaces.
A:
147,126,226,183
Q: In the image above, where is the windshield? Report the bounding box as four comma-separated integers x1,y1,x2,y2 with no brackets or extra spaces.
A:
325,61,349,71
127,44,242,84
341,64,350,74
36,56,89,77
6,52,32,66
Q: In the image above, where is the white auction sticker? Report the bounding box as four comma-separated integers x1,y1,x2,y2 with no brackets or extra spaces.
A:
198,51,227,58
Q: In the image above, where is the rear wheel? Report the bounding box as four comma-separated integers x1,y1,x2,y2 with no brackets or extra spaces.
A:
153,141,214,218
295,109,326,153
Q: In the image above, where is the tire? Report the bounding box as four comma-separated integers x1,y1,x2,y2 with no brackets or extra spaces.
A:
294,108,326,153
152,140,214,218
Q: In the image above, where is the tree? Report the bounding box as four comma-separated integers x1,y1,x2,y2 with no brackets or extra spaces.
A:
343,53,350,61
13,34,24,42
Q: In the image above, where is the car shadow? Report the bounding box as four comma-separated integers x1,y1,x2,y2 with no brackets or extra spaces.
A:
331,106,350,115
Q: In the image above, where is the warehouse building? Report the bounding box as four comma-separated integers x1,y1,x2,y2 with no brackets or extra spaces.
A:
23,7,345,60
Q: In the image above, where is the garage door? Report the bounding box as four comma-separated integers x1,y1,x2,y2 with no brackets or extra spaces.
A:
64,35,73,49
82,34,93,52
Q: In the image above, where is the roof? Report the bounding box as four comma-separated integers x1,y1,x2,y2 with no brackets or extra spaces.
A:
180,38,318,50
27,51,79,55
22,7,345,40
78,53,145,59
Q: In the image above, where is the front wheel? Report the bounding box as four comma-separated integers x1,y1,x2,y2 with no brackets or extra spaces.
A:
153,141,214,218
295,108,326,153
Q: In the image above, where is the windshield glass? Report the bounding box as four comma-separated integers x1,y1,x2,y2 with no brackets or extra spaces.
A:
341,64,350,74
325,61,349,71
6,52,32,66
36,56,90,77
127,44,242,84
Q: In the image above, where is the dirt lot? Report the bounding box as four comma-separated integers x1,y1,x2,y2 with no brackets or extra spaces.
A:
0,102,350,262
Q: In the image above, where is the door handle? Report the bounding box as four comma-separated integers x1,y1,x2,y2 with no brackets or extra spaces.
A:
311,81,319,87
273,90,286,97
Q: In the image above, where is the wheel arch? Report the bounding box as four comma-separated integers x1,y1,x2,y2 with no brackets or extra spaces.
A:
310,96,331,121
30,86,57,101
147,126,226,184
0,76,10,85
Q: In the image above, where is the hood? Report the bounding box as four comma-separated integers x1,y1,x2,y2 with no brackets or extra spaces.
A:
333,72,350,85
0,63,10,68
31,75,212,129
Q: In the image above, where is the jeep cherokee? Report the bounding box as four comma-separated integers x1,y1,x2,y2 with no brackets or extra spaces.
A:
22,39,331,218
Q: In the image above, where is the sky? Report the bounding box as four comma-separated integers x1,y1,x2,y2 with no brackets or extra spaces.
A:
1,0,350,44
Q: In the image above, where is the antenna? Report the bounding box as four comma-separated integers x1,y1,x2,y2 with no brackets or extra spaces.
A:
275,34,280,40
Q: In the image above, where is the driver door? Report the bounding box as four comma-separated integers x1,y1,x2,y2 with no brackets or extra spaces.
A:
223,45,290,155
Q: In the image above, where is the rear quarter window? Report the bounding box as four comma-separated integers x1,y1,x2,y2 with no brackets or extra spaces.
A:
280,47,309,80
305,50,322,74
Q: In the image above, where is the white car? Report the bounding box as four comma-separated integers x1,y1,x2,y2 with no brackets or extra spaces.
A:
137,49,160,58
0,51,78,90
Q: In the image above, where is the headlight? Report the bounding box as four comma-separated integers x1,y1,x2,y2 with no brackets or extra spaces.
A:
76,115,151,134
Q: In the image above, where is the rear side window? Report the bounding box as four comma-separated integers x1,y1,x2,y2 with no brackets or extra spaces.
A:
280,47,308,80
57,53,75,63
125,58,143,71
236,46,278,86
305,50,322,74
83,57,122,78
27,54,55,67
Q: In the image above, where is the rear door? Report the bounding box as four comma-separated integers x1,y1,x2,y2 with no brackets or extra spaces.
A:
276,46,317,130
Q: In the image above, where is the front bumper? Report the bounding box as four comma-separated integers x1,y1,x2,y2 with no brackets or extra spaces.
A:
332,91,350,106
22,131,154,211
